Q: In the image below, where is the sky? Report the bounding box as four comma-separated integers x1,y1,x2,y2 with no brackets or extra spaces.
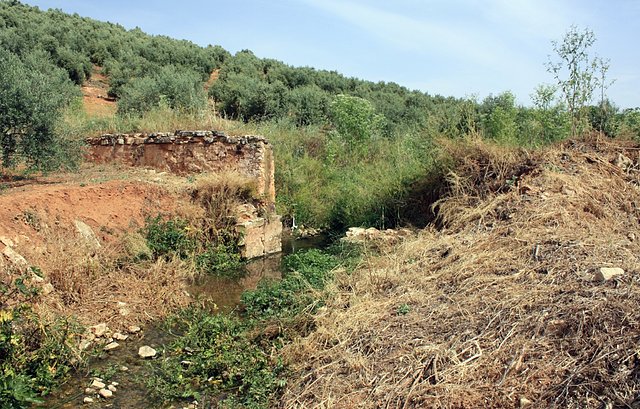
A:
23,0,640,108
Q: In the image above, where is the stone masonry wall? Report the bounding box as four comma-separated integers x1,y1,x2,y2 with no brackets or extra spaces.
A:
86,130,275,203
85,130,281,258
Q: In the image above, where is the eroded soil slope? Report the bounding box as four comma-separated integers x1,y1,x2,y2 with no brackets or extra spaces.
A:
0,167,191,328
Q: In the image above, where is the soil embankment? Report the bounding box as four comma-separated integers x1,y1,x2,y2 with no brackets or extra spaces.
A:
282,135,640,408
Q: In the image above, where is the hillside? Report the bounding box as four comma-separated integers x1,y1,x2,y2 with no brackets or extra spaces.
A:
281,135,640,408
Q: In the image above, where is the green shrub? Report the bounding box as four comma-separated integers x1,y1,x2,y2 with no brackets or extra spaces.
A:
0,281,83,409
195,243,243,277
0,48,80,172
242,250,339,321
143,216,195,259
146,310,284,408
146,249,347,407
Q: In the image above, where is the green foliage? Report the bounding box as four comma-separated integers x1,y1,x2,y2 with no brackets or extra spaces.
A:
146,310,283,408
0,48,80,171
143,216,195,259
329,94,385,148
242,250,339,320
146,249,346,407
546,25,611,136
0,280,83,409
480,92,518,143
195,243,243,277
117,65,207,115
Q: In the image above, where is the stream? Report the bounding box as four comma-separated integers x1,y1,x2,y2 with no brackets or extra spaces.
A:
43,232,329,409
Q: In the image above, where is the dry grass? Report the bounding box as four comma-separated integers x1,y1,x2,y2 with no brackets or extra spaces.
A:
281,134,640,408
188,172,260,237
21,222,192,330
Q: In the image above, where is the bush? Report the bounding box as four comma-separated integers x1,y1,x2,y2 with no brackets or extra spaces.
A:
117,65,207,116
0,279,83,409
143,216,195,260
329,94,385,148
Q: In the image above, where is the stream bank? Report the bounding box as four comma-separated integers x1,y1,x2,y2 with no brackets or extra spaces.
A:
43,232,331,409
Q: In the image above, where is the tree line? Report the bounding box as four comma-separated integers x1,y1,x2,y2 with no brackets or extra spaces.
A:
0,1,638,171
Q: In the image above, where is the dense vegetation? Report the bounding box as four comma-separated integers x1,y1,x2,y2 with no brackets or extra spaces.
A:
1,2,640,408
146,248,346,408
1,1,639,229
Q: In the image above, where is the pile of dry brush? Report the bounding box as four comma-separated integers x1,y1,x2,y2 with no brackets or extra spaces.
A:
282,134,640,408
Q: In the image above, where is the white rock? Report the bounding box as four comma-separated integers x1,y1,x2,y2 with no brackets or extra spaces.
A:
119,307,130,316
98,388,113,398
120,366,129,372
91,380,106,389
127,325,141,333
0,236,15,247
79,340,92,351
91,323,109,337
595,267,625,281
111,381,119,386
2,246,28,268
138,345,157,358
520,397,532,407
41,283,54,295
108,384,117,392
103,342,120,351
74,220,101,249
84,387,95,394
112,332,128,341
83,397,94,404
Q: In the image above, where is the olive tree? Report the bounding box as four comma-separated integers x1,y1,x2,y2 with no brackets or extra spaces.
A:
0,49,78,171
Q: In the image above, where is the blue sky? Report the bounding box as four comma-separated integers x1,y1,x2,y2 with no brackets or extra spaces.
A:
24,0,640,108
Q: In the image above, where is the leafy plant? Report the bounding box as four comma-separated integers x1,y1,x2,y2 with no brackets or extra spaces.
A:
143,216,195,259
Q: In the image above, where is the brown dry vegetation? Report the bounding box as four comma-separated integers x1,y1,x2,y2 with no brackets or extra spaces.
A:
0,167,252,331
281,135,640,408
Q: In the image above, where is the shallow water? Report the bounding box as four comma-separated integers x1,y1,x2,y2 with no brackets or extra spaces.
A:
43,233,328,408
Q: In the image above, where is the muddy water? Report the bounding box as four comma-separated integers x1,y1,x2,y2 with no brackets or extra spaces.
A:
43,233,328,409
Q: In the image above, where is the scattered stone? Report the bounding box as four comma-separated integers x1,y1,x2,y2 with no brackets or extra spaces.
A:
614,153,633,170
120,366,129,372
91,379,106,389
520,397,532,407
111,381,119,386
108,384,117,392
85,387,95,394
119,307,130,316
138,345,157,358
2,246,28,268
127,325,141,333
41,283,54,295
112,332,128,341
595,267,625,281
0,236,15,247
74,220,101,249
91,323,109,337
83,397,94,404
103,341,120,351
98,388,113,398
